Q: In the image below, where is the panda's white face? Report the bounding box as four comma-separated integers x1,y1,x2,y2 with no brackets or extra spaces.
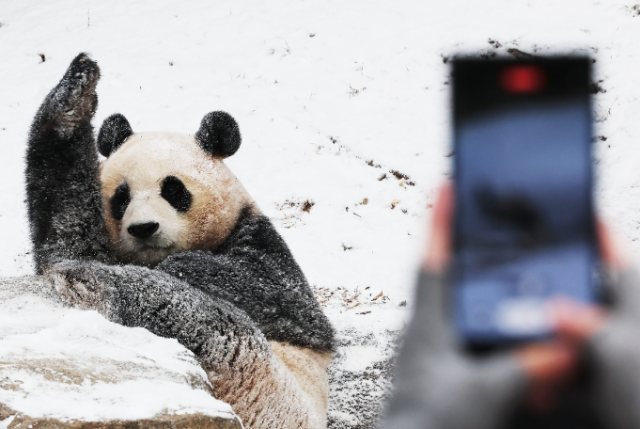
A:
100,132,253,266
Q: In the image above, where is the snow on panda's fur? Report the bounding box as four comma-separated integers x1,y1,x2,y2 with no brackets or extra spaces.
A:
25,53,335,429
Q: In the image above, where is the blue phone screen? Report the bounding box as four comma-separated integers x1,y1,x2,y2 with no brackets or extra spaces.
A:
453,59,596,345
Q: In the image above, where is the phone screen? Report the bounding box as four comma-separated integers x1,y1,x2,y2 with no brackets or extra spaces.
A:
452,58,597,347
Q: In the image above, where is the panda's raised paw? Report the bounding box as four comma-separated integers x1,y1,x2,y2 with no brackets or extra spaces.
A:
43,53,100,135
46,260,121,322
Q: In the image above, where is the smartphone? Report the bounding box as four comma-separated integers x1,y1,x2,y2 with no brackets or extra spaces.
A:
452,57,597,349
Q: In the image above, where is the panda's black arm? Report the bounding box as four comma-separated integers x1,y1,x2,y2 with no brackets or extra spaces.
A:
49,260,270,371
49,260,316,428
156,210,336,354
25,54,112,273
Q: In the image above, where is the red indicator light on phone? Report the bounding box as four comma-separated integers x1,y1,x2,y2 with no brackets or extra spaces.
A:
499,65,547,94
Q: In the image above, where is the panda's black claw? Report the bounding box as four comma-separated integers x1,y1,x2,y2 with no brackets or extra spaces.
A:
40,53,101,137
63,53,100,88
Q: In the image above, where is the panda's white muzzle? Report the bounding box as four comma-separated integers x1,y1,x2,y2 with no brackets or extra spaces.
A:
118,193,187,265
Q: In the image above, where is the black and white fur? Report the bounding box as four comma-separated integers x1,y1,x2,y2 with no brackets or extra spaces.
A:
25,53,334,429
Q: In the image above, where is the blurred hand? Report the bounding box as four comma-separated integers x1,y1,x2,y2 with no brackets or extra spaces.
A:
422,183,581,410
549,221,640,429
515,219,631,411
386,181,640,429
383,184,580,429
423,182,640,429
550,220,626,343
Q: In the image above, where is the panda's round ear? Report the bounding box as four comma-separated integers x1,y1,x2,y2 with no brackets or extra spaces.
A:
194,111,241,158
97,113,133,157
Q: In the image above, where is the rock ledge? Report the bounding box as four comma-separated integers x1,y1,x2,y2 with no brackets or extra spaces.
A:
0,276,241,429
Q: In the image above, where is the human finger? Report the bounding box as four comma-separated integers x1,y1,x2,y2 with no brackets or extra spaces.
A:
515,341,578,386
550,298,608,344
423,183,454,272
596,218,629,270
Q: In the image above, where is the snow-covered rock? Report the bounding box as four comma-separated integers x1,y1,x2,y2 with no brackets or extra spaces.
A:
0,276,242,429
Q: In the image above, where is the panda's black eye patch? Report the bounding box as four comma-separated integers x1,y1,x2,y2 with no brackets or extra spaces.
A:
110,182,131,221
161,176,192,213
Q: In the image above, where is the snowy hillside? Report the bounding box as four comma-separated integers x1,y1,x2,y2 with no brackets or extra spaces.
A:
2,0,640,427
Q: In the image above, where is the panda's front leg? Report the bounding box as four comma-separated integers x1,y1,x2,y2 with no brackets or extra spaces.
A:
30,53,100,138
26,53,112,273
48,261,323,429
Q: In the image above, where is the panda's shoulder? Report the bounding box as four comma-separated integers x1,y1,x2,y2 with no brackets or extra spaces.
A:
217,205,288,255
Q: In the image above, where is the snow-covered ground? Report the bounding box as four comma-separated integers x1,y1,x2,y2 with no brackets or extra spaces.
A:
2,0,640,427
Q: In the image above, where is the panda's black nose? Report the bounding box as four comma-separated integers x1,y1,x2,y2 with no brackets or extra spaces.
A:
127,222,159,239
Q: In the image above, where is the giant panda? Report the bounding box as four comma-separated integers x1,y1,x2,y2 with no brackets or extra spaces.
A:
25,53,334,429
